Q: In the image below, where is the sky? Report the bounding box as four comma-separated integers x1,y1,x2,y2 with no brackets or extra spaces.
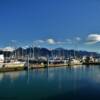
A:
0,0,100,52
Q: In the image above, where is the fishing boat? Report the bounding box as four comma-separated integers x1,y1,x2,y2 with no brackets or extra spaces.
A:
4,60,25,68
68,58,82,66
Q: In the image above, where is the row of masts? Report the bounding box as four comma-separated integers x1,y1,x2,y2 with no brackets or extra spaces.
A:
6,48,79,61
4,40,81,61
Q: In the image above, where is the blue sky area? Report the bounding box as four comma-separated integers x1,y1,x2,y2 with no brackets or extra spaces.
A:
0,0,100,52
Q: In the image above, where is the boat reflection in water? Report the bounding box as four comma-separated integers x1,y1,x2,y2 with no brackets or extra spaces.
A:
0,65,100,100
5,71,26,80
0,73,4,81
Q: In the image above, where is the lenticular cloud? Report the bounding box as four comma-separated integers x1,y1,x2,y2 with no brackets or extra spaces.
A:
86,34,100,44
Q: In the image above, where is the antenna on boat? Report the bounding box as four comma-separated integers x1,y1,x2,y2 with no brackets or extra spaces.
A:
32,44,35,60
27,55,29,70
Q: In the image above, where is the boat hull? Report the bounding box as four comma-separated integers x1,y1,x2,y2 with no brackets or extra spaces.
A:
4,63,25,68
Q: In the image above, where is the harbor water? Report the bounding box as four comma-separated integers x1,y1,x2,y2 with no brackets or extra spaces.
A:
0,65,100,100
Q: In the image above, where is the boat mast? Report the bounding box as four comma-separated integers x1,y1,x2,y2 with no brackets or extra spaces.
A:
32,44,34,60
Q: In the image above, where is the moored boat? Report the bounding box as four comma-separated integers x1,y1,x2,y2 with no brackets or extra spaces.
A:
68,58,82,66
4,60,25,68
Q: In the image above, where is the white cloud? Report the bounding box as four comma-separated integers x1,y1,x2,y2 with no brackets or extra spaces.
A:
46,38,56,45
76,37,81,41
34,40,45,44
56,41,65,45
22,45,29,49
46,38,65,45
3,46,15,52
65,37,81,44
86,34,100,44
33,38,66,46
66,39,72,44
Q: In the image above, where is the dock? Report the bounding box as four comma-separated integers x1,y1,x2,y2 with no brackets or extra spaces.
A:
0,63,80,73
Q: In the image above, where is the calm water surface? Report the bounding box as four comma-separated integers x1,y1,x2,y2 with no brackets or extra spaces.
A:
0,65,100,100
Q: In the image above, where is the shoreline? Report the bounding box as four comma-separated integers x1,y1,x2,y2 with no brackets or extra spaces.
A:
0,63,98,73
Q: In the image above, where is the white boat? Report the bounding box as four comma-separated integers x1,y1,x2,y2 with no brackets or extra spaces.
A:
0,54,4,68
68,58,82,66
0,63,4,68
4,60,25,68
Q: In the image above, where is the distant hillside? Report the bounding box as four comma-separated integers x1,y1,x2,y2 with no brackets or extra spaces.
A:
0,47,99,58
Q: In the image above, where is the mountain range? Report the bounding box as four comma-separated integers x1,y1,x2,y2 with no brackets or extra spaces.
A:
0,47,99,58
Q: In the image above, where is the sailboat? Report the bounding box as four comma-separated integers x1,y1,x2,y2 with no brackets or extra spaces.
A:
0,54,4,68
3,46,25,68
4,59,25,68
68,50,82,66
68,58,82,66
